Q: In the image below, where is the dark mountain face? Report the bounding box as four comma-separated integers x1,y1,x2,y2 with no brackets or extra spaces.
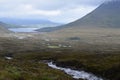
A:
67,0,120,28
37,0,120,32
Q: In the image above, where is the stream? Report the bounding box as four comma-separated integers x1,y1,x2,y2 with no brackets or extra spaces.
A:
48,62,103,80
4,56,104,80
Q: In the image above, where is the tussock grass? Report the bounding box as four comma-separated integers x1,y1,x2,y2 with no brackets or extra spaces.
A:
0,58,73,80
14,50,120,80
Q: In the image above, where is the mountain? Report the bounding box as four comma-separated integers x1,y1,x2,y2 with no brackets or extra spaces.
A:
64,0,120,28
0,18,54,25
37,0,120,32
0,22,11,33
0,18,61,27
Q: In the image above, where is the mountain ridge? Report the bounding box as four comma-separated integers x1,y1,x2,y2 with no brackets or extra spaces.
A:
37,0,120,32
0,18,60,25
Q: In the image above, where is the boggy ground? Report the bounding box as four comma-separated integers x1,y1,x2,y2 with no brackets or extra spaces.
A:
0,29,120,80
13,49,120,80
0,57,74,80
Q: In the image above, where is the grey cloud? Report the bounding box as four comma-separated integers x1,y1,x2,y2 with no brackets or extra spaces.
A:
0,0,111,11
0,0,113,23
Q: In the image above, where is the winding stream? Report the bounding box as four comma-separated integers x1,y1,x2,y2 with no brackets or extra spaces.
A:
48,62,103,80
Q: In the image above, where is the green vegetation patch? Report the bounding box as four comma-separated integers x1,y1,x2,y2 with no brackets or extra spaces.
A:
14,50,120,80
48,46,60,49
0,58,73,80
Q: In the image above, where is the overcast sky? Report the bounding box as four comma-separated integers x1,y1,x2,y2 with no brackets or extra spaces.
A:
0,0,111,23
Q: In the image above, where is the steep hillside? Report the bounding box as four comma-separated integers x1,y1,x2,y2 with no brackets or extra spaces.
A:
65,0,120,28
37,0,120,32
0,22,11,33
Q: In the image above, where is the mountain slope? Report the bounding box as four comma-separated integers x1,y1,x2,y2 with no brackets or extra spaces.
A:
37,0,120,32
65,0,120,28
0,22,11,33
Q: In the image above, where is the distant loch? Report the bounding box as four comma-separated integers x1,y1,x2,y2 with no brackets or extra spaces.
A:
9,28,39,32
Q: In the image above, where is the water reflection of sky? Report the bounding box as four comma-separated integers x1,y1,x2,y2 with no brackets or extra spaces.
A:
9,28,39,32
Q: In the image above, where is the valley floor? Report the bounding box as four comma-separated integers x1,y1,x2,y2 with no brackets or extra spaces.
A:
0,28,120,80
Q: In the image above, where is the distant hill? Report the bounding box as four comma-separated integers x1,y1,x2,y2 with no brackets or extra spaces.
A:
0,18,61,28
0,22,11,33
36,26,63,32
37,0,120,32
